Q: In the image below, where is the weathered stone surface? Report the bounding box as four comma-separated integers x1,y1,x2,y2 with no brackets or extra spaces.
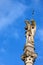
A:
21,20,37,65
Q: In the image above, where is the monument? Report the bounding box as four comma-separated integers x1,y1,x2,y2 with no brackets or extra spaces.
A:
21,19,37,65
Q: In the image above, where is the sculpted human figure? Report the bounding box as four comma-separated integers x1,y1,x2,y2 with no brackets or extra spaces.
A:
25,20,36,43
21,20,37,64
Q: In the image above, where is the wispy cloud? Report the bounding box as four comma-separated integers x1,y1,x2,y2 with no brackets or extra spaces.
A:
0,0,26,30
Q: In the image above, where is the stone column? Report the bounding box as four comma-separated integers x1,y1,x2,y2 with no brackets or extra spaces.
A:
21,20,37,65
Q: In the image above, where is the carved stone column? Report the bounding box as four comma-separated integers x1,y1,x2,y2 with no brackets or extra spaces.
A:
21,20,37,65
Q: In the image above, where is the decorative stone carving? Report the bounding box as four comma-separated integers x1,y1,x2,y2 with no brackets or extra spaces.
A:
21,19,37,65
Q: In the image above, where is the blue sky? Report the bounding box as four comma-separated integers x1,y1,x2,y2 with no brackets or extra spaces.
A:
0,0,43,65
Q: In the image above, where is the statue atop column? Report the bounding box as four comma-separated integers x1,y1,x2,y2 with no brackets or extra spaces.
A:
25,20,36,44
21,19,37,65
